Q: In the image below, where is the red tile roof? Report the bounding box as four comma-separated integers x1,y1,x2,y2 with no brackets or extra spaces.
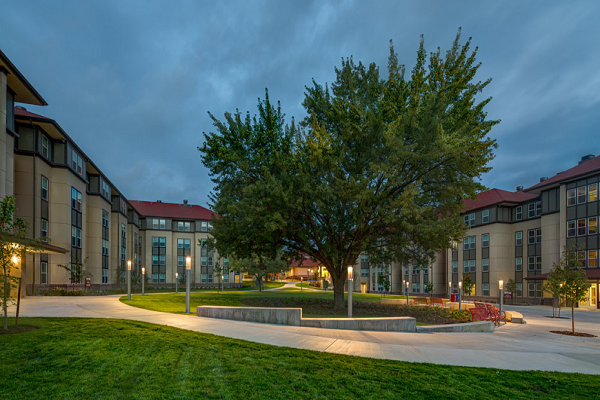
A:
526,155,600,192
14,106,52,121
463,189,539,212
130,200,216,220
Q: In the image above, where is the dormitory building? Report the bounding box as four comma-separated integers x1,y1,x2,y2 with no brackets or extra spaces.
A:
1,48,598,308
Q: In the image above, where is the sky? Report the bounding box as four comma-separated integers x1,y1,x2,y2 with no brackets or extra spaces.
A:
2,0,600,207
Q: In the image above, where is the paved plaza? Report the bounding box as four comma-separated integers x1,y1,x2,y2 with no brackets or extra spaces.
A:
10,295,600,374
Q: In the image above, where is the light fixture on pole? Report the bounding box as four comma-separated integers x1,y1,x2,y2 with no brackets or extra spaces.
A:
300,276,303,292
458,281,463,310
405,281,409,305
499,280,504,315
186,256,191,313
141,267,145,296
347,266,353,318
175,272,179,294
221,274,224,294
448,281,451,297
127,260,132,300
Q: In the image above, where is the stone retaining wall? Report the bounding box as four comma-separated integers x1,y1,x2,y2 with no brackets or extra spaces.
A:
301,317,416,332
197,306,302,326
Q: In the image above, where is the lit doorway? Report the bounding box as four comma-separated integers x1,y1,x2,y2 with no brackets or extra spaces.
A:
361,282,367,294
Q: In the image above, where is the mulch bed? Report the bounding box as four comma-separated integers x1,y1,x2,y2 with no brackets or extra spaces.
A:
0,325,40,335
550,330,597,338
240,297,470,324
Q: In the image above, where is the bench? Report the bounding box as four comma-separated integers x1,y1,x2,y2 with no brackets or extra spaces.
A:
485,303,506,326
430,298,446,307
469,307,490,322
413,297,429,306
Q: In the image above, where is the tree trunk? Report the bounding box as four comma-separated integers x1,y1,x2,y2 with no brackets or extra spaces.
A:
256,276,262,291
3,270,8,331
331,273,346,309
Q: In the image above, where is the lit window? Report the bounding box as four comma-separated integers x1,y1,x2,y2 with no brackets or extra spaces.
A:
589,250,598,268
589,184,598,202
589,217,597,235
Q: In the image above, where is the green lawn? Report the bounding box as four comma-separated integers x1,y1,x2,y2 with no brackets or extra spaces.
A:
0,318,597,399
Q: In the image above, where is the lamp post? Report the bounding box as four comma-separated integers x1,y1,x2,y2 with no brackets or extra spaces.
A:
175,272,178,294
186,256,191,313
448,281,451,298
300,276,303,292
348,266,353,318
127,260,132,300
141,267,145,296
499,280,504,314
405,281,409,305
458,281,463,311
221,274,224,294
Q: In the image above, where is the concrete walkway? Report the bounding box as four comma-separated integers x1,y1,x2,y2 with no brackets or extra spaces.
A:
11,295,600,374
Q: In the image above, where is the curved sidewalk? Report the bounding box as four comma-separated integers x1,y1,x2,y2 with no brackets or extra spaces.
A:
13,295,600,374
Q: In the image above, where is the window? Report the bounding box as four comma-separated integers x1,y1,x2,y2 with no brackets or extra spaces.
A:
121,247,126,261
159,255,166,265
404,266,408,275
536,228,541,243
516,283,522,297
578,251,586,268
567,220,576,238
160,219,166,230
178,222,184,231
463,236,476,250
528,257,535,271
482,234,489,248
482,209,489,223
153,219,159,229
528,228,541,244
567,188,576,206
40,261,48,284
516,206,522,221
589,250,598,268
589,217,597,235
201,221,208,231
515,231,523,246
423,266,429,275
41,135,49,158
515,257,522,271
482,258,489,272
589,183,598,202
528,203,536,218
536,201,541,216
41,219,48,239
412,283,420,293
412,266,420,275
72,151,83,176
102,239,109,256
159,237,166,247
360,254,369,277
577,219,587,236
463,260,475,273
528,282,542,298
536,256,542,270
482,283,489,296
71,187,82,211
208,222,213,231
577,186,587,204
101,180,110,198
452,261,457,273
102,268,108,284
121,223,126,239
41,176,49,200
451,240,458,250
185,222,191,232
71,227,82,248
102,210,109,228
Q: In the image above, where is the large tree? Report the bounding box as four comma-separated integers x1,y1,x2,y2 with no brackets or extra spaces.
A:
201,31,497,308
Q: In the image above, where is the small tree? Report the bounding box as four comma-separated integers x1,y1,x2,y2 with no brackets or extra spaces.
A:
213,262,223,294
545,246,590,333
462,275,473,299
504,279,517,306
0,196,42,330
377,273,391,297
426,281,434,298
58,257,91,292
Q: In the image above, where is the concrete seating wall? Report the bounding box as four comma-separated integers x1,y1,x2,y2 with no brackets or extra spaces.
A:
197,306,302,326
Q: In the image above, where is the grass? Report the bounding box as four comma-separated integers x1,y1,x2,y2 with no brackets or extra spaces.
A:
120,290,467,324
0,318,597,399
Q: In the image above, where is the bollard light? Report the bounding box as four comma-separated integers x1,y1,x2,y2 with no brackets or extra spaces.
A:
405,280,409,305
175,272,179,294
499,280,504,290
141,267,145,296
127,260,132,300
499,279,504,316
458,281,462,311
347,266,353,318
185,257,191,313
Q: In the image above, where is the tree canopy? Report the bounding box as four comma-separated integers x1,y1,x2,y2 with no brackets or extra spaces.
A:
200,31,498,308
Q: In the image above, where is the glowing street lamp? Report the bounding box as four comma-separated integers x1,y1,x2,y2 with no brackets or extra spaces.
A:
348,266,353,318
448,281,452,297
186,256,191,313
141,267,146,295
175,272,179,294
127,260,132,300
499,280,504,314
405,280,409,305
